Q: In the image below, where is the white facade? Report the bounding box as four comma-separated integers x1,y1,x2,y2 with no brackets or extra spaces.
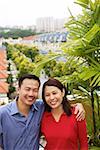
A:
0,94,8,104
36,17,67,33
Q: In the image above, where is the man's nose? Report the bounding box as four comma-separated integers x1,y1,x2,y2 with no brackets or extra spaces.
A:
28,90,34,96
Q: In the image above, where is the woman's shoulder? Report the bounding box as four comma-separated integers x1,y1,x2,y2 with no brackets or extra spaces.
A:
41,111,51,124
70,107,79,121
71,107,75,115
71,107,86,124
42,111,51,118
43,111,51,116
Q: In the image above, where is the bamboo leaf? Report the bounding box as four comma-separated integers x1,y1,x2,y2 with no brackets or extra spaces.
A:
75,0,89,9
89,0,95,11
79,69,98,80
34,54,61,76
92,75,100,87
90,73,100,86
85,46,100,54
87,56,100,68
83,24,100,43
78,85,91,96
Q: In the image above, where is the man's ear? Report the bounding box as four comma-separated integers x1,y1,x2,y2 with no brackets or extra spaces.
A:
17,87,19,95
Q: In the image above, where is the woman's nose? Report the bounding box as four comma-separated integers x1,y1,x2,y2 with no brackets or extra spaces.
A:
50,94,54,99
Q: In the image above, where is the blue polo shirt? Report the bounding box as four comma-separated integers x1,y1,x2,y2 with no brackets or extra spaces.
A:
0,99,44,150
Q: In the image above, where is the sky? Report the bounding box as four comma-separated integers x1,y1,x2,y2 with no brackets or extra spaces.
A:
0,0,82,27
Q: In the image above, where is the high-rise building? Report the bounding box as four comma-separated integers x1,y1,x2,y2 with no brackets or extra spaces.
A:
36,17,67,33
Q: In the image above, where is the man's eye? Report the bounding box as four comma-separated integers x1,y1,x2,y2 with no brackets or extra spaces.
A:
34,90,38,92
25,88,30,91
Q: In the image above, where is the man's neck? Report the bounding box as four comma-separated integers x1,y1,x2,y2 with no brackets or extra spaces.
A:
17,99,31,117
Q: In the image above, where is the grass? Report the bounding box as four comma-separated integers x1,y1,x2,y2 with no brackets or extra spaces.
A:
89,146,100,150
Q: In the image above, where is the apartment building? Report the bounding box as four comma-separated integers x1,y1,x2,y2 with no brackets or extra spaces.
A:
36,17,67,33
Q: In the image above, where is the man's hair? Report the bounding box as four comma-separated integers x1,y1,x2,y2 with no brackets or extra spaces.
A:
18,74,40,87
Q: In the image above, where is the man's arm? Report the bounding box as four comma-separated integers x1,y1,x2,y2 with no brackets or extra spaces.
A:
71,103,85,121
0,111,3,150
0,146,3,150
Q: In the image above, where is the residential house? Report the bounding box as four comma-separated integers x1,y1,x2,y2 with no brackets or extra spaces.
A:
0,46,9,104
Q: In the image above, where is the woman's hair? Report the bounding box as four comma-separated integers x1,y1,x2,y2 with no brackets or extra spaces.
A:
42,78,72,116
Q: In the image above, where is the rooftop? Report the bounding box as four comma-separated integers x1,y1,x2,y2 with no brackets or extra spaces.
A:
0,81,9,94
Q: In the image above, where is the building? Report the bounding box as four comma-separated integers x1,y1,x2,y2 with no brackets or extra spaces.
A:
36,17,67,33
0,46,9,104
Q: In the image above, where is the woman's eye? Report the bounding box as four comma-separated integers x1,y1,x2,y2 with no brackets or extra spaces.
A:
45,94,49,97
53,92,56,95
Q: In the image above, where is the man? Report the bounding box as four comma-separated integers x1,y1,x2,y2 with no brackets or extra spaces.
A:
0,74,85,150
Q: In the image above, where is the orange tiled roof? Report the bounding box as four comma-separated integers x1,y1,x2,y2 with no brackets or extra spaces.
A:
0,71,8,79
0,48,5,51
0,65,7,70
0,51,7,61
0,57,7,63
0,59,7,63
0,47,8,94
0,81,9,93
0,50,6,56
0,49,8,70
22,35,37,41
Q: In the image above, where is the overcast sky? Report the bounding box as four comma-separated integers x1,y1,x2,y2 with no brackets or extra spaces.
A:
0,0,82,27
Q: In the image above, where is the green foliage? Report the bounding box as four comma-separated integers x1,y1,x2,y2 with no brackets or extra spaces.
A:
13,44,39,62
0,27,36,38
43,60,57,77
52,61,64,77
89,146,100,150
34,53,61,76
63,0,100,87
79,64,100,86
6,43,38,77
7,63,16,99
18,59,35,76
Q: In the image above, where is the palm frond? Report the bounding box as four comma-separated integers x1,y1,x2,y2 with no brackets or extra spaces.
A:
34,53,61,76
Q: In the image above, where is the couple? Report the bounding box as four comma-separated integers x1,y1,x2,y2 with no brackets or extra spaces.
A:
0,74,88,150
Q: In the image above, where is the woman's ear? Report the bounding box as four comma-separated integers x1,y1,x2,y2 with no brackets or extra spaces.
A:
62,88,65,97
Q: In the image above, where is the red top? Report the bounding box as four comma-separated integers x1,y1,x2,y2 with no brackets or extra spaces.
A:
41,110,88,150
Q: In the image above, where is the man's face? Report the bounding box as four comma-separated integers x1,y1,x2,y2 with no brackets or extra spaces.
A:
18,79,40,106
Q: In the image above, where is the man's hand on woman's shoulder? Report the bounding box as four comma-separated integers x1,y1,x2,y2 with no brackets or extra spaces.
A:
71,103,85,121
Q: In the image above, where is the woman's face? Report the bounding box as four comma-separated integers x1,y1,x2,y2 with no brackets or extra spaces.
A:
44,86,64,109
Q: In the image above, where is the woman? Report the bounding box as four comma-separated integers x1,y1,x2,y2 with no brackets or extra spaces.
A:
41,78,88,150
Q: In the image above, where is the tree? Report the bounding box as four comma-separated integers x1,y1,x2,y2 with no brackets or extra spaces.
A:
7,63,16,99
63,0,100,141
34,0,100,143
14,44,39,62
